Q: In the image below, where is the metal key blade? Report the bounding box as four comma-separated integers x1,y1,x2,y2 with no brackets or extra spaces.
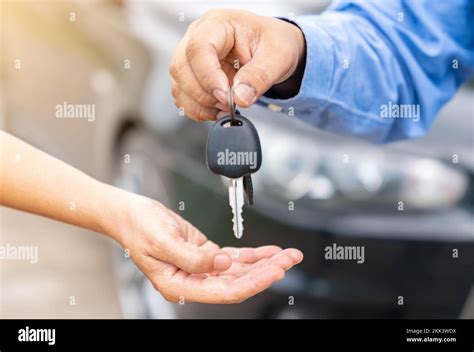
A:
228,177,244,239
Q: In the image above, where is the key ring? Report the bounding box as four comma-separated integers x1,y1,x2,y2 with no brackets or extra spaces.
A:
228,86,237,125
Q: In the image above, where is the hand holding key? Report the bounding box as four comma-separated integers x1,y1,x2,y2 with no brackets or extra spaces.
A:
170,9,305,120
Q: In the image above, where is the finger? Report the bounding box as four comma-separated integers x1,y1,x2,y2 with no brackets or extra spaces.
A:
178,264,284,304
170,47,220,108
154,226,232,274
219,248,300,276
261,248,303,269
185,19,233,99
172,83,219,121
265,250,296,270
215,102,230,111
211,60,238,110
283,248,304,264
223,265,285,303
232,42,294,107
216,111,229,119
222,245,282,263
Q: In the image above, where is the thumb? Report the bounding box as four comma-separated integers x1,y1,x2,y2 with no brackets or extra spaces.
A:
158,235,232,274
232,44,292,107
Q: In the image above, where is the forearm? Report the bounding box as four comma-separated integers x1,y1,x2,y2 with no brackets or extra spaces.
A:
0,131,125,240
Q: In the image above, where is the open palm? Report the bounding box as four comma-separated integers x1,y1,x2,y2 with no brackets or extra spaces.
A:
118,195,303,304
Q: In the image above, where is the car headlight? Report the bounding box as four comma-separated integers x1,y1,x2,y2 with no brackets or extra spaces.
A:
252,121,468,211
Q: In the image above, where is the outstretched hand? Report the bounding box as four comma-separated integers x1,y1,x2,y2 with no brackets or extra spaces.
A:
0,132,302,304
106,193,303,304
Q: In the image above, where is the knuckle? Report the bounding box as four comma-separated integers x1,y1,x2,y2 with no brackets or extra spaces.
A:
177,97,217,121
169,62,188,83
184,108,199,121
193,91,214,106
171,84,179,99
190,106,204,120
190,105,216,122
171,78,217,107
172,71,216,106
169,62,179,78
185,40,201,61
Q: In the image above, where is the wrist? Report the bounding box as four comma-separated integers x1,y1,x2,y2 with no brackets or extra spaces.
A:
265,19,306,99
291,21,306,72
95,182,133,246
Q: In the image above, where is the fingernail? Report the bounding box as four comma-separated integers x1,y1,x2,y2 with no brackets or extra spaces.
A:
213,89,228,105
287,249,304,263
213,254,231,270
234,83,256,105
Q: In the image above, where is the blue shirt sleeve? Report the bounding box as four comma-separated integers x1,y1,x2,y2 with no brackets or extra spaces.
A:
261,0,474,143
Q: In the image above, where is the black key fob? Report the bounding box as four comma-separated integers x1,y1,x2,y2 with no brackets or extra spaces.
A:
206,113,262,179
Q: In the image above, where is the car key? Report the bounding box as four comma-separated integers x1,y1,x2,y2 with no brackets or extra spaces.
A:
206,87,262,238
